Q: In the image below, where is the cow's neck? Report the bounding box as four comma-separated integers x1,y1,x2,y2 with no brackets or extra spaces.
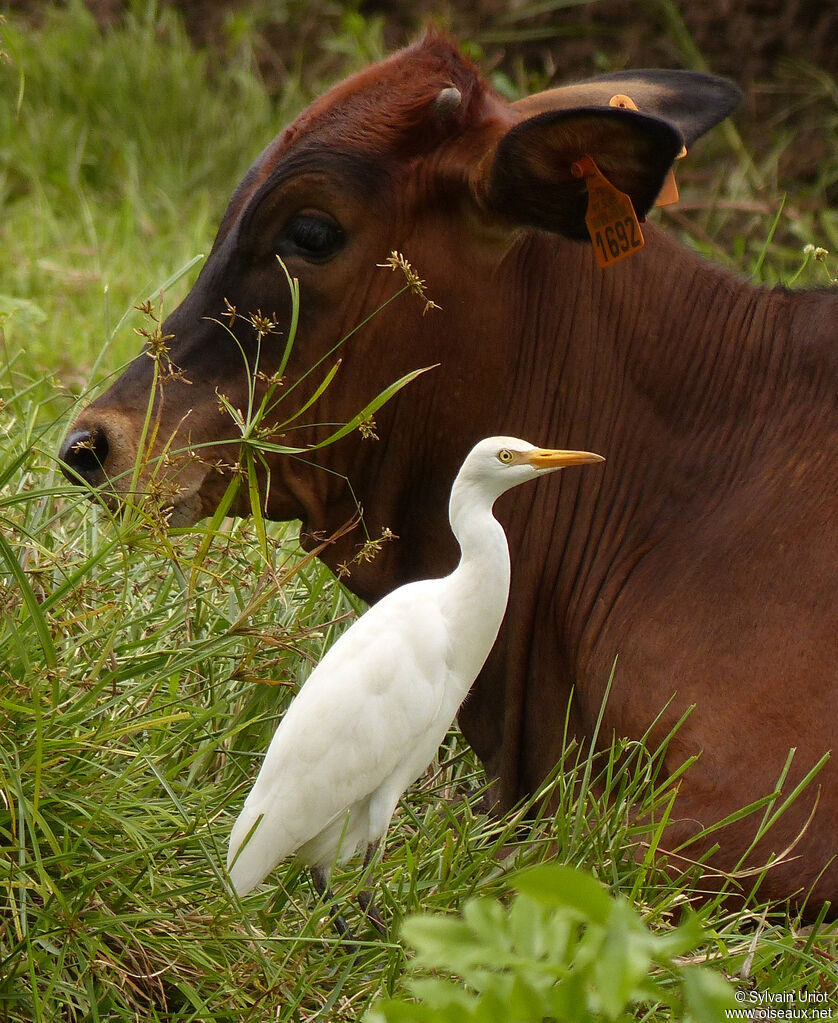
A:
514,224,835,670
609,229,806,442
544,225,802,450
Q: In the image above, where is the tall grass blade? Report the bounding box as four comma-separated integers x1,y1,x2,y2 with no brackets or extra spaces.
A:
0,533,57,668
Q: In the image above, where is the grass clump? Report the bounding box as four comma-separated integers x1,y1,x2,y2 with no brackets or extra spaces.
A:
0,0,275,376
0,387,371,1018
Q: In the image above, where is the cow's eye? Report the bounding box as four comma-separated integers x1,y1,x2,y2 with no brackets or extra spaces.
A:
279,213,345,262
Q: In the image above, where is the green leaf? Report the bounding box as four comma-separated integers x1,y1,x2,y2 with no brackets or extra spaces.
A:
593,899,652,1019
652,910,706,961
143,252,205,304
471,982,512,1023
463,897,509,951
249,365,438,456
681,965,739,1023
512,864,613,926
407,977,478,1012
185,474,242,588
0,448,33,492
274,359,342,429
507,894,560,961
274,256,300,379
366,1001,436,1023
0,532,56,668
546,969,589,1023
506,972,553,1020
305,365,437,450
245,451,268,561
402,914,479,970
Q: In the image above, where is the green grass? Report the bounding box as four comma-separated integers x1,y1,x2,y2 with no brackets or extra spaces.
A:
1,3,837,1020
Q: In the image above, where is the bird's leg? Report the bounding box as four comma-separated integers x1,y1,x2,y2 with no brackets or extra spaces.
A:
309,866,355,941
357,843,388,937
358,890,387,936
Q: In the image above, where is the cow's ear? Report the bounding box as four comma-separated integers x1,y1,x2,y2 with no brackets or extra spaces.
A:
512,70,742,148
479,107,684,241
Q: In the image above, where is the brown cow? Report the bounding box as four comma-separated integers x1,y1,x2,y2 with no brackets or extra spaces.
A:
60,32,836,918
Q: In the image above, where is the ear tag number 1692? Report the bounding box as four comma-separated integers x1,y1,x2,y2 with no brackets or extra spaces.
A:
572,155,645,269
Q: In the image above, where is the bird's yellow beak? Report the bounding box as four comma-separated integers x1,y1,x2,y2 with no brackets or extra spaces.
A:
524,448,605,470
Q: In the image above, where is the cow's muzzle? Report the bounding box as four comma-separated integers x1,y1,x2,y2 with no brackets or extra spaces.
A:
59,408,212,527
59,427,110,488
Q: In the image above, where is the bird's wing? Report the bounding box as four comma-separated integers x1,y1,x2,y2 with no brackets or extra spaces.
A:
228,580,453,893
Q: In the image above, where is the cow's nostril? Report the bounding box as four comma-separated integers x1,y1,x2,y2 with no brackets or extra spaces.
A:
59,428,110,486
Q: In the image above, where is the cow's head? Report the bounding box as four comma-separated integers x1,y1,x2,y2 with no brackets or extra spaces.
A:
60,31,739,591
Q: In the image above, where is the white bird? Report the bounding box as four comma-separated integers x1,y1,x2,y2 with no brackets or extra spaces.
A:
227,436,604,930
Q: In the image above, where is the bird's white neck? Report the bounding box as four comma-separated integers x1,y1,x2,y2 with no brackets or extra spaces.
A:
441,476,512,696
449,477,511,574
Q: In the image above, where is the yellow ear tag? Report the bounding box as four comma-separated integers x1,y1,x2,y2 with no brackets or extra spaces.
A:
653,142,686,207
609,93,685,208
571,155,644,268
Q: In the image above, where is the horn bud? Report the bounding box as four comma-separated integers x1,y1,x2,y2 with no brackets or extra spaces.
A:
434,85,462,122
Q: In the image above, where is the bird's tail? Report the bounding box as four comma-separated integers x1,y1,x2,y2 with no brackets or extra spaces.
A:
227,805,282,896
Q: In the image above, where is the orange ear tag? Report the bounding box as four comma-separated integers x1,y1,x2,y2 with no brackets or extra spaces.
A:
654,144,686,207
571,155,644,269
609,93,685,208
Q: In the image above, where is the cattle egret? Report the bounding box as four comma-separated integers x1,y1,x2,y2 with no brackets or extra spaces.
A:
227,436,603,929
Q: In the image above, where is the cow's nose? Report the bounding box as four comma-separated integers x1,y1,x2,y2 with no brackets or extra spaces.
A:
59,427,110,486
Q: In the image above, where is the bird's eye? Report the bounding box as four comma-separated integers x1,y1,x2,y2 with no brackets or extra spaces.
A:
278,212,345,262
497,449,514,464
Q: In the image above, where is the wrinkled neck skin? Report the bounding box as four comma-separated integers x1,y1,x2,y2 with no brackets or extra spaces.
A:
513,227,834,666
512,226,798,660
